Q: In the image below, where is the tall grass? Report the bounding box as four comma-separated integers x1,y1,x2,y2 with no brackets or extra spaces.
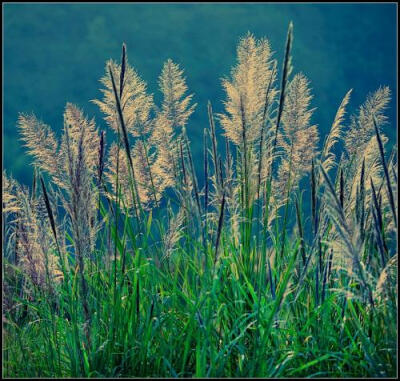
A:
2,23,397,378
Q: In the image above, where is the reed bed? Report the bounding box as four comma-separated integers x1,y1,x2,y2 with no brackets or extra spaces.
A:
2,23,397,378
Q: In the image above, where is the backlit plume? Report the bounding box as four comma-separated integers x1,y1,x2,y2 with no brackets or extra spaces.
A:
276,73,318,192
220,33,277,147
93,59,154,138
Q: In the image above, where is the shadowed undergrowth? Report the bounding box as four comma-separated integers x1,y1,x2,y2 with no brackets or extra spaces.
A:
2,23,397,378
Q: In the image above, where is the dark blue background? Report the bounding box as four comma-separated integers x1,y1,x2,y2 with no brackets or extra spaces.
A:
3,3,397,185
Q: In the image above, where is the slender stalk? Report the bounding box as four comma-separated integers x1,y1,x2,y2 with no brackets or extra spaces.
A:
373,116,397,227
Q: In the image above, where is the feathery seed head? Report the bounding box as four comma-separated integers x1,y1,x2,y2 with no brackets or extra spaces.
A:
159,59,196,130
93,59,154,138
220,33,277,147
275,73,318,193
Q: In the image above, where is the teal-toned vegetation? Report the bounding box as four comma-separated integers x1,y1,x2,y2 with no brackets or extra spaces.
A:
3,23,397,378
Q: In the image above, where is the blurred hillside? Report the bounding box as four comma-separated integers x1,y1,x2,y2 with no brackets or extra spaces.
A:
3,3,397,185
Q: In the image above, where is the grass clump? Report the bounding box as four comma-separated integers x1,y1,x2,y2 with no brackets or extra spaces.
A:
2,23,397,378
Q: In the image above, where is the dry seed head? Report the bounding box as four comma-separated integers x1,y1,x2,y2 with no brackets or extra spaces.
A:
150,112,180,194
159,59,196,130
18,113,59,178
343,87,392,221
5,178,61,290
3,171,21,215
275,73,318,193
220,33,277,147
322,89,352,173
345,86,391,158
93,59,154,138
59,104,100,258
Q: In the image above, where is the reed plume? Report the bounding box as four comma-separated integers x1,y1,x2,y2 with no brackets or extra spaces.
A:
275,73,318,194
158,59,196,130
345,86,390,158
16,103,101,300
220,33,276,147
17,114,59,180
3,172,61,291
151,59,196,194
219,33,278,210
150,112,179,195
3,171,21,215
321,89,352,173
343,88,392,221
93,59,154,138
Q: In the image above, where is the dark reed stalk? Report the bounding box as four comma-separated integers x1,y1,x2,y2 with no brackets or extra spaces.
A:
370,178,388,265
213,191,226,271
272,21,293,154
184,135,201,215
179,139,192,250
262,22,293,239
31,167,37,202
207,101,221,189
377,189,382,210
109,66,132,170
218,157,224,188
40,176,58,246
311,158,317,236
295,197,306,265
119,43,126,99
108,65,142,219
256,61,277,200
373,116,397,227
327,248,333,284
